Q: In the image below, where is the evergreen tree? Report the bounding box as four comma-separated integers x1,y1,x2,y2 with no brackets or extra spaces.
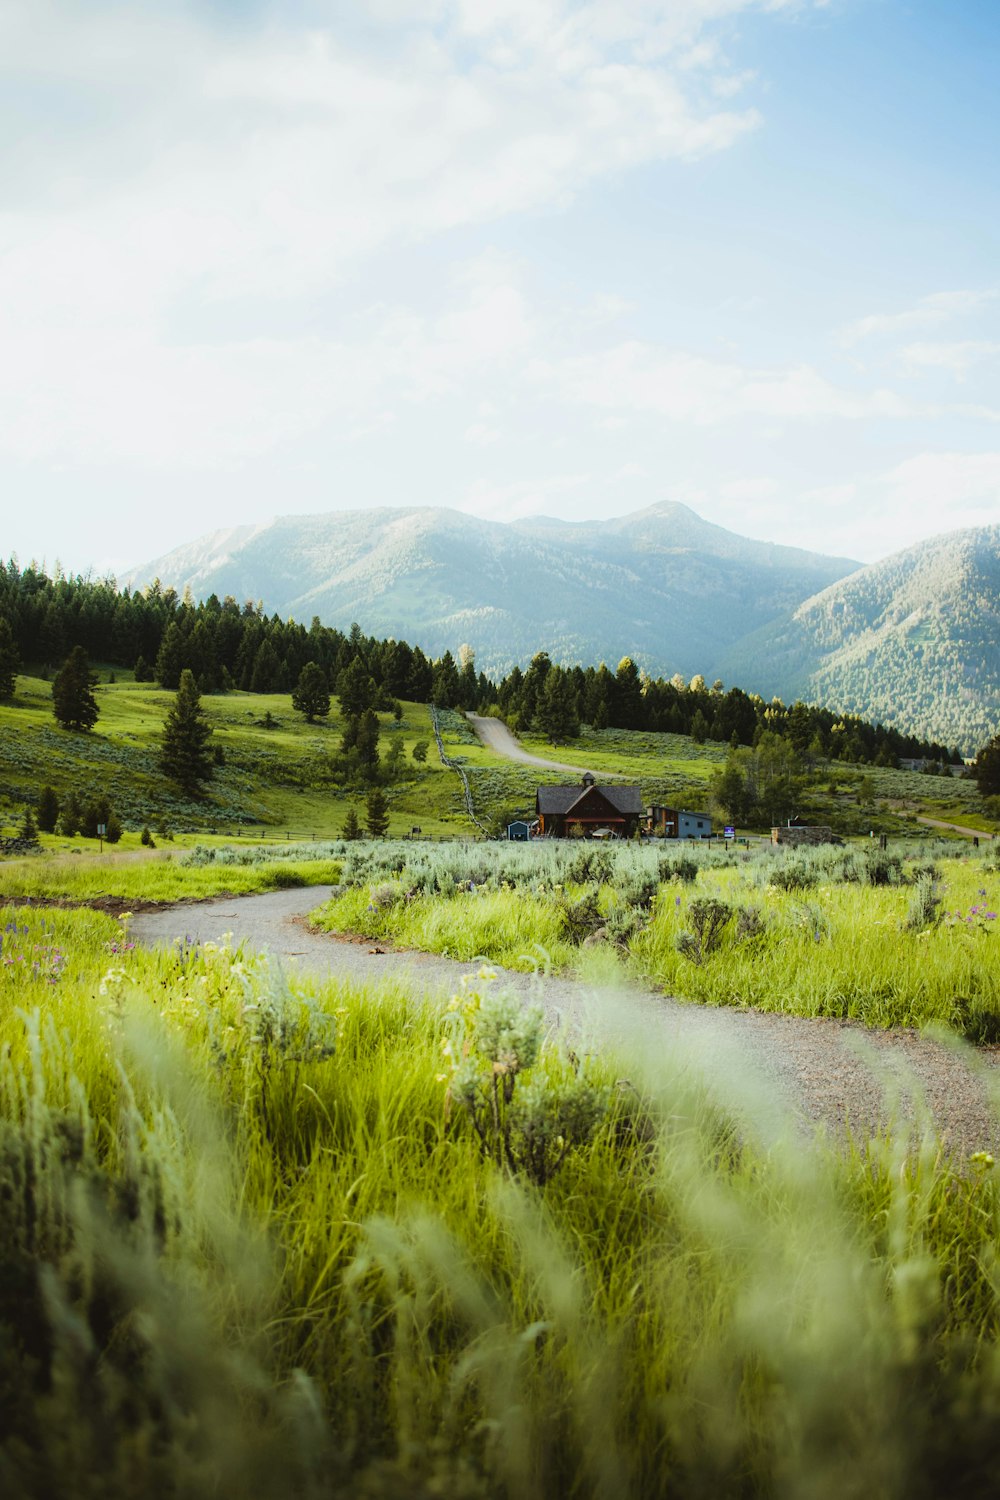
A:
250,639,281,693
36,785,60,833
975,735,1000,797
154,622,185,688
536,670,580,743
161,669,214,794
338,656,376,719
355,708,381,778
432,650,461,709
81,794,113,839
52,646,99,731
342,807,362,841
0,616,20,700
105,812,123,844
365,786,389,838
291,661,331,722
59,791,82,837
21,805,37,841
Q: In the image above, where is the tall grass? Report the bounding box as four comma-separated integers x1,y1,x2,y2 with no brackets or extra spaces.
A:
312,839,1000,1035
6,901,1000,1495
0,846,343,902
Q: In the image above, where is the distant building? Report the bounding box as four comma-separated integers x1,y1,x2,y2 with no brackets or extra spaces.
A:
646,805,712,840
535,773,643,838
506,819,535,841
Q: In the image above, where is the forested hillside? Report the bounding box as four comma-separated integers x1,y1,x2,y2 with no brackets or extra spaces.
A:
722,527,1000,754
0,559,957,770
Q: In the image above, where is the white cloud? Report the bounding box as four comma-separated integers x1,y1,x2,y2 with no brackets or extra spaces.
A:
900,341,1000,379
881,451,1000,518
532,340,908,423
462,471,591,522
839,289,999,347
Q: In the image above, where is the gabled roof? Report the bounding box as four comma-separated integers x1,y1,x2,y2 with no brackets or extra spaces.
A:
536,783,643,816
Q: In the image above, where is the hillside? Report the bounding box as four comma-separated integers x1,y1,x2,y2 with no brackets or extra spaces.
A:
125,502,858,681
721,526,1000,753
0,673,989,850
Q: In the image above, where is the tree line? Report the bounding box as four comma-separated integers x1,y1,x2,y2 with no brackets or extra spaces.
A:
0,558,962,768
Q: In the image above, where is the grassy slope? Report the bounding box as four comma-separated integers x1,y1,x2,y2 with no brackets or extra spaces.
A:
0,673,474,839
0,672,992,853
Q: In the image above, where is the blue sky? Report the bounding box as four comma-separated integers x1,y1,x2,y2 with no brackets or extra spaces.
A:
1,0,998,574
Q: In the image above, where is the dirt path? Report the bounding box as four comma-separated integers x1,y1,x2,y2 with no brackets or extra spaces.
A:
130,886,1000,1156
917,815,994,840
466,713,625,778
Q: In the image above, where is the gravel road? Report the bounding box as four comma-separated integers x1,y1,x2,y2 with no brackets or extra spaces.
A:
466,713,626,778
131,886,1000,1155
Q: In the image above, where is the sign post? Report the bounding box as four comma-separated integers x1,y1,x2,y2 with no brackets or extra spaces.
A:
97,821,107,852
723,825,735,847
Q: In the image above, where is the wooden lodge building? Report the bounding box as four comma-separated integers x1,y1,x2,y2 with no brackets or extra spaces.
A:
535,774,643,838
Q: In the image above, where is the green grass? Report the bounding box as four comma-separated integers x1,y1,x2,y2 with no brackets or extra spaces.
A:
7,901,1000,1496
2,674,995,847
0,845,344,903
312,840,1000,1036
0,673,480,837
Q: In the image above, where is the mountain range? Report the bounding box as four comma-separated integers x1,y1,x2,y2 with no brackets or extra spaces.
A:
126,502,1000,752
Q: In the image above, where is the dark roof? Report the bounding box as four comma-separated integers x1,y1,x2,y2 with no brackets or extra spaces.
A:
536,783,643,816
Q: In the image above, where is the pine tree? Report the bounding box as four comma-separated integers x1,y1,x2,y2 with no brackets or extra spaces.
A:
21,805,38,841
292,661,331,722
36,785,60,833
975,735,1000,797
342,807,362,841
59,791,82,836
52,646,99,731
365,786,389,838
338,656,376,719
0,617,20,700
161,669,214,794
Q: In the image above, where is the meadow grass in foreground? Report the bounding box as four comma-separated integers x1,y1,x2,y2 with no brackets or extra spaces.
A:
5,902,1000,1497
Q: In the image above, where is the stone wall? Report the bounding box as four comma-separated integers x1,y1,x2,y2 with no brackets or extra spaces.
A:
770,825,843,847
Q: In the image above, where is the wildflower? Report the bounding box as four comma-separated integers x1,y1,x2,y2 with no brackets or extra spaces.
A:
478,965,498,980
970,1151,995,1169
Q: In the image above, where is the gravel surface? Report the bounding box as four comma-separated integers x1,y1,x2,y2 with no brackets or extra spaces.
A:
131,886,1000,1156
466,713,627,778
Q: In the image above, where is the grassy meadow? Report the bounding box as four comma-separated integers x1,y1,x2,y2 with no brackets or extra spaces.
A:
6,896,1000,1497
311,837,1000,1036
0,671,492,840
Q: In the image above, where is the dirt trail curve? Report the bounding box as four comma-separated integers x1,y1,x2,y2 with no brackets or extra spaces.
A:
131,886,1000,1156
917,815,995,840
466,713,626,778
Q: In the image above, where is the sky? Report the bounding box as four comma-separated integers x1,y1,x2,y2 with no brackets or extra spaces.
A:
1,0,998,576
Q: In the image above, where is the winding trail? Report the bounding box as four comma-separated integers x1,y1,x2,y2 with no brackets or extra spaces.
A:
131,886,1000,1155
917,815,994,840
466,713,626,778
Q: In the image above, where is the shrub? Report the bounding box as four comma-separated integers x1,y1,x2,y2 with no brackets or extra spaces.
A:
658,854,699,884
675,898,732,964
140,825,155,847
905,874,941,931
768,858,819,893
